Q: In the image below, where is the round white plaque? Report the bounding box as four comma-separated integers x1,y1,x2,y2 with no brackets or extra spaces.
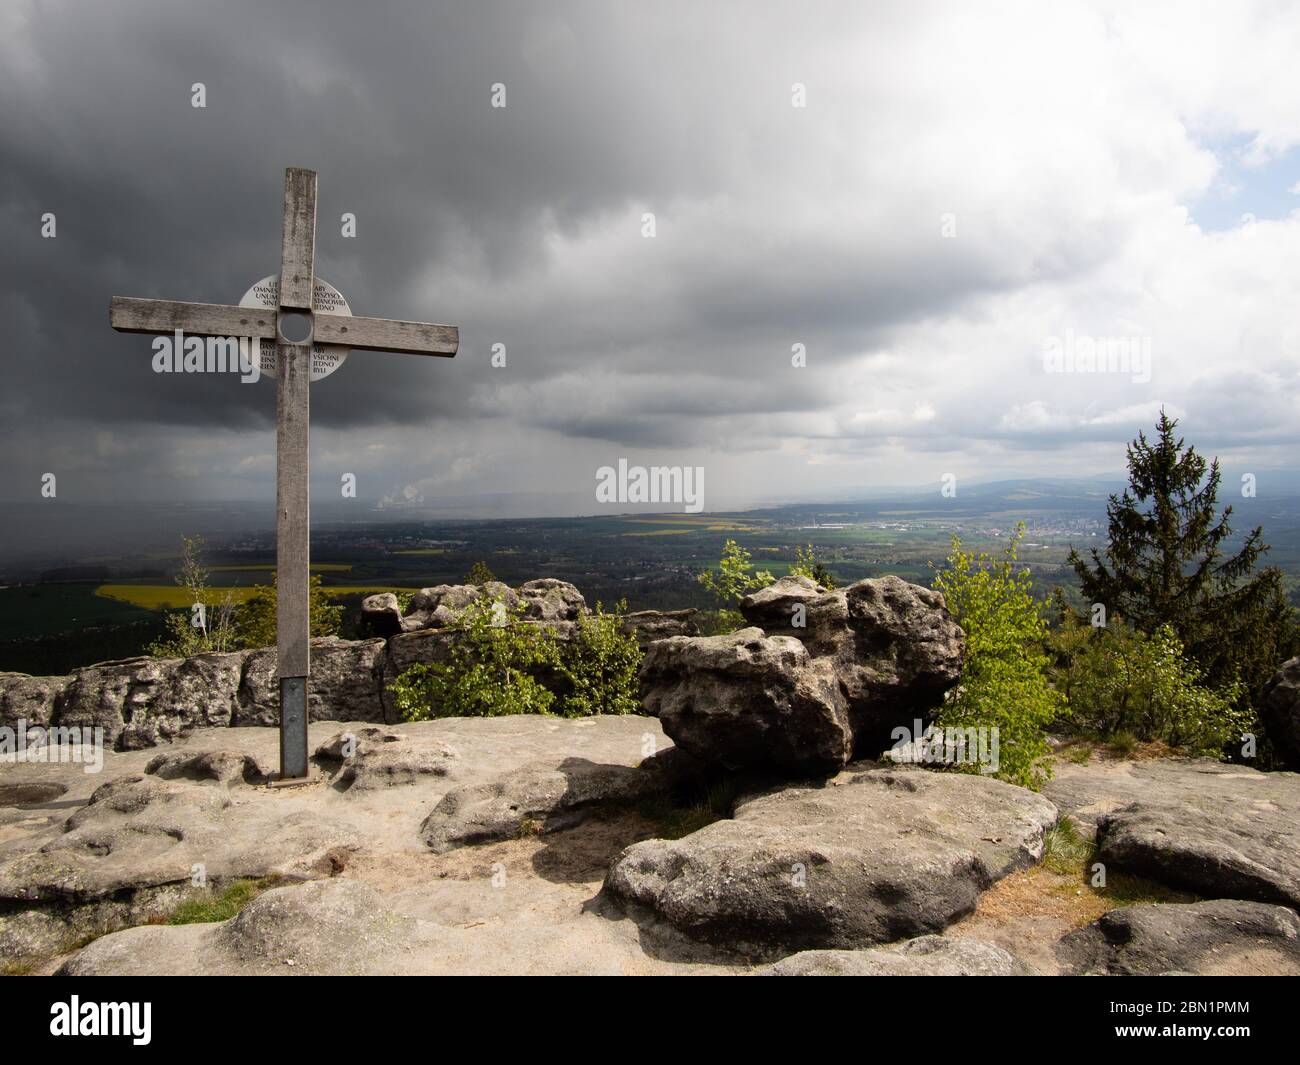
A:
239,275,351,382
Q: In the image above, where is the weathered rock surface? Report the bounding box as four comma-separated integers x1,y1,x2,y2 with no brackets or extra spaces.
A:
641,628,852,772
1057,900,1300,976
0,673,70,729
0,774,358,902
621,609,699,648
1262,656,1300,768
60,879,417,976
742,575,964,741
145,748,271,786
640,576,963,772
314,726,459,790
603,763,1057,954
359,592,403,637
766,934,1031,976
0,579,595,751
517,578,586,624
236,638,387,727
419,748,692,853
1045,757,1300,906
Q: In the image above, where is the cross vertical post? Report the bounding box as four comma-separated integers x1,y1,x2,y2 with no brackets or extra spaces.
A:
276,167,317,779
108,166,459,783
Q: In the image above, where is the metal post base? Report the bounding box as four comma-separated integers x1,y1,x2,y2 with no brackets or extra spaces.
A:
279,676,309,779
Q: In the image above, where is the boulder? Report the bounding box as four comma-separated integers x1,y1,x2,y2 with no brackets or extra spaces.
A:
419,753,679,853
1096,797,1300,909
314,726,459,790
1057,900,1300,976
603,763,1057,955
517,578,586,624
1261,656,1300,767
766,934,1031,976
400,583,490,631
0,672,71,730
145,748,271,786
61,879,416,976
639,628,852,773
1045,756,1300,907
621,609,700,648
742,575,965,750
359,592,403,637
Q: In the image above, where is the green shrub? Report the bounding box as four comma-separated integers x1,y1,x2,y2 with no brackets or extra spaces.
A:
1048,612,1248,756
148,535,240,656
388,593,644,720
790,543,836,589
391,596,556,720
553,600,643,717
931,523,1062,790
233,572,343,650
697,538,773,607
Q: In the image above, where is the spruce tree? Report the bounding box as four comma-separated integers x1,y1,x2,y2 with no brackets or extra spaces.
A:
1068,410,1296,703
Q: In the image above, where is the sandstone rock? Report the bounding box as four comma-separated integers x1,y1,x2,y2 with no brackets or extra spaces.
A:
118,650,246,749
621,609,700,648
314,726,459,790
1045,757,1300,906
517,578,586,623
1057,900,1300,976
604,763,1057,955
400,583,508,631
640,628,852,773
420,754,671,852
236,637,386,726
0,907,69,963
0,775,359,903
766,934,1031,976
1261,656,1300,768
1096,798,1300,909
742,575,965,750
145,748,271,786
53,656,180,749
212,879,413,973
0,672,71,730
61,879,415,976
0,781,68,805
359,592,403,637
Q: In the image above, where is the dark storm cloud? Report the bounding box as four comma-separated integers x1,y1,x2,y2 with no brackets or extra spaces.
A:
0,0,1036,444
4,0,1298,511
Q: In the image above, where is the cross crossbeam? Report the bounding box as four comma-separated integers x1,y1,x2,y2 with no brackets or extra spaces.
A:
109,167,458,779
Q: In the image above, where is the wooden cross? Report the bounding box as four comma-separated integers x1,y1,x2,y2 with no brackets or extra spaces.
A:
110,167,458,779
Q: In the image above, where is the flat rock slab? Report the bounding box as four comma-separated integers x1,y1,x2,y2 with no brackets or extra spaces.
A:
61,879,419,976
0,775,359,901
1045,757,1300,906
765,934,1031,976
1056,900,1300,976
314,727,460,791
603,763,1057,955
0,715,676,972
420,748,691,853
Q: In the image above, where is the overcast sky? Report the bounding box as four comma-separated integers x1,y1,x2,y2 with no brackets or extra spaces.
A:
3,0,1300,516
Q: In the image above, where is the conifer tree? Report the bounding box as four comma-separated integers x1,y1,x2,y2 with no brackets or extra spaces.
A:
1068,410,1296,702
